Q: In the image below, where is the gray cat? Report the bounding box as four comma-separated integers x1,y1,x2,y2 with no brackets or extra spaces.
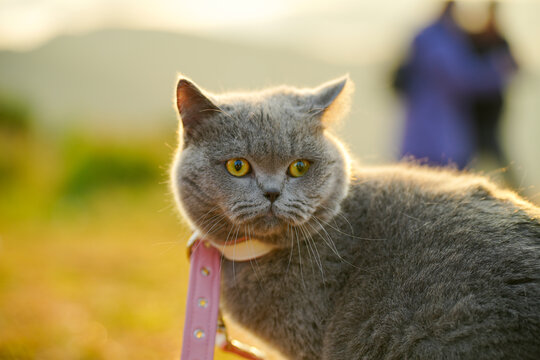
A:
171,76,540,359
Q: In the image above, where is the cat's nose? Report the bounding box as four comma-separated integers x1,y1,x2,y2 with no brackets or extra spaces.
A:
264,189,280,203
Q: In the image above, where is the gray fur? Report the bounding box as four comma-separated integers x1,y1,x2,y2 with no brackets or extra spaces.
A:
171,76,540,359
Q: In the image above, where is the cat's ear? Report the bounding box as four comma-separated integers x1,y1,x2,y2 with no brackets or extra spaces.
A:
309,75,354,124
176,77,220,134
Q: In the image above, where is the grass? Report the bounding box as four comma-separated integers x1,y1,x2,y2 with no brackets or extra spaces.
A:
0,132,241,359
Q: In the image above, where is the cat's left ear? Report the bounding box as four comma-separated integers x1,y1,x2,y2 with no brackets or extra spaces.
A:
309,75,354,124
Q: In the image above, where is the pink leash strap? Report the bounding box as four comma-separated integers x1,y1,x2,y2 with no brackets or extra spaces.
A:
181,240,221,360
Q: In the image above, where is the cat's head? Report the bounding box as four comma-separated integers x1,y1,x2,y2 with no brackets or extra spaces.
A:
171,76,353,248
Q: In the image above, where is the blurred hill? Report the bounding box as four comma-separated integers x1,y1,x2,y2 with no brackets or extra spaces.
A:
0,29,391,143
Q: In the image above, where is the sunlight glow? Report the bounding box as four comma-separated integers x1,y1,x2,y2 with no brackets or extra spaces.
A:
0,2,58,49
182,0,287,27
0,0,288,50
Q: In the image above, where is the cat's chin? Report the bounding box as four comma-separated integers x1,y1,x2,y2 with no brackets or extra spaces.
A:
252,209,314,232
228,208,302,230
232,214,287,238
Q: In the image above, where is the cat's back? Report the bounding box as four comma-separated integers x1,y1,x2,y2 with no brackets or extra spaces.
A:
324,164,540,359
344,164,539,250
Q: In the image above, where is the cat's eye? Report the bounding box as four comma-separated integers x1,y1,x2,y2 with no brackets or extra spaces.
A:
288,160,310,177
226,158,250,177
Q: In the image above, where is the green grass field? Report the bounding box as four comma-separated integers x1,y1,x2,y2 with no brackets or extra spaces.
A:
0,131,240,359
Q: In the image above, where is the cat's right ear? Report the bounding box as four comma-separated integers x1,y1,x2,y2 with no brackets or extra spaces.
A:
176,77,220,135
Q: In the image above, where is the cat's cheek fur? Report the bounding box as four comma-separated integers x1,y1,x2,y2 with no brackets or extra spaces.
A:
172,147,225,233
311,133,350,222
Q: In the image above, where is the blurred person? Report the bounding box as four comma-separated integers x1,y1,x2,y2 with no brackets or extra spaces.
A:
468,1,518,184
394,1,510,169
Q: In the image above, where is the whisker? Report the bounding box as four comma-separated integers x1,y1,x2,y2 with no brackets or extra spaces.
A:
193,205,220,224
293,225,307,290
317,203,355,235
299,224,316,278
246,224,266,294
310,217,340,255
201,214,226,235
304,220,363,271
301,224,325,284
232,225,241,286
314,214,386,241
286,224,294,275
220,223,237,273
152,240,182,246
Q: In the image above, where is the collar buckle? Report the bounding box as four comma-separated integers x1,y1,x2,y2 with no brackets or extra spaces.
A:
186,231,201,259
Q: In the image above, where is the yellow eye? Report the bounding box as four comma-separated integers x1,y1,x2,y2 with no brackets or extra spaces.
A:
226,158,250,177
288,159,310,177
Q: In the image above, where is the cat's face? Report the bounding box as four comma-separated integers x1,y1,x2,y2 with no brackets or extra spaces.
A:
171,77,352,248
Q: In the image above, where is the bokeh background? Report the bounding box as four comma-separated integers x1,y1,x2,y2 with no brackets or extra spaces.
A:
1,0,539,359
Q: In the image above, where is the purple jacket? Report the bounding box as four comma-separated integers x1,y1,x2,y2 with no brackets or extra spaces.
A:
400,17,504,168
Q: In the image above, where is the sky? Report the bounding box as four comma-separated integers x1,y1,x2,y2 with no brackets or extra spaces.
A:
1,0,539,68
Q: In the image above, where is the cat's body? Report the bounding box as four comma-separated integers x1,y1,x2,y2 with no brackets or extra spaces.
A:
221,166,540,359
172,76,540,359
